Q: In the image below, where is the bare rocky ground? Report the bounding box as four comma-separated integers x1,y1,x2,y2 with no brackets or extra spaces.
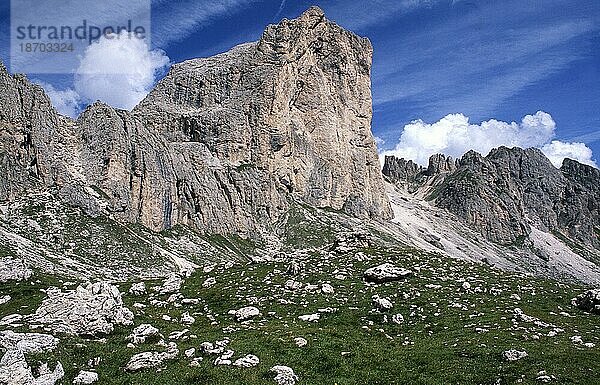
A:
1,199,599,384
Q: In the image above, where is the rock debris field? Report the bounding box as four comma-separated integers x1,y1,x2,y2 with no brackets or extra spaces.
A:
1,236,599,384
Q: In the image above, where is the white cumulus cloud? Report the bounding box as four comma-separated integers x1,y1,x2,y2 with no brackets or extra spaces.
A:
541,141,596,168
380,111,597,168
38,82,82,118
74,32,170,110
36,32,170,116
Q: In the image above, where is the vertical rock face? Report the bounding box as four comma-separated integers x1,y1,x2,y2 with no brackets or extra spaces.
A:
426,154,457,175
0,63,60,199
135,6,391,220
0,7,391,236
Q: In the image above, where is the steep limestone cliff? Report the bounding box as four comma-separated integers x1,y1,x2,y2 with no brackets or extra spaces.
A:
0,7,391,236
135,6,391,221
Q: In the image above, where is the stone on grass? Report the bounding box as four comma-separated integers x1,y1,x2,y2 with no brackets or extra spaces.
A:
128,283,146,296
0,330,59,354
0,257,33,283
503,349,528,361
294,337,307,347
233,354,260,368
159,274,183,295
0,349,63,385
298,314,320,322
203,277,216,288
363,263,412,283
125,343,178,372
270,365,298,385
372,295,393,311
127,324,160,344
234,306,260,322
72,370,98,384
321,284,334,294
30,282,133,336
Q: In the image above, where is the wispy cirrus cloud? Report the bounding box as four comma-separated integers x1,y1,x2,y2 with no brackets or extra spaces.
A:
370,1,599,116
150,0,261,48
323,0,440,31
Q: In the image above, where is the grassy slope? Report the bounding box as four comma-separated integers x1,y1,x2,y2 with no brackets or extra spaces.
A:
2,245,599,385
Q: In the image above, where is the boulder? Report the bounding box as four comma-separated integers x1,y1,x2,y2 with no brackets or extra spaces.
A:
125,343,178,372
363,263,412,283
233,354,260,368
126,324,160,344
29,282,133,336
503,349,528,362
128,282,146,296
158,274,183,295
72,370,99,384
0,257,32,283
0,349,63,385
372,295,393,311
270,365,298,385
234,306,260,322
0,331,59,354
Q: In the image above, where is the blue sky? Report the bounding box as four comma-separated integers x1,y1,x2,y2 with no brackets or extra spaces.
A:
0,0,599,164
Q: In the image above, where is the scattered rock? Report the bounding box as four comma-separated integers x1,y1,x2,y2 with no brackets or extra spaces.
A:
0,314,23,326
536,370,555,383
0,330,59,354
0,257,33,283
127,324,160,344
184,348,195,358
284,280,302,291
159,274,183,295
503,349,528,361
363,263,412,283
372,295,393,311
270,365,298,385
0,349,64,385
234,306,260,322
298,314,320,322
125,343,179,372
128,282,146,296
0,295,10,305
294,337,307,347
233,354,260,368
30,282,134,336
72,370,99,384
321,284,334,295
181,312,195,325
203,277,216,288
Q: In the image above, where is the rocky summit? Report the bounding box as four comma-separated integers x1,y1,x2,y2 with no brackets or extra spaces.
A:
0,6,390,238
0,6,600,385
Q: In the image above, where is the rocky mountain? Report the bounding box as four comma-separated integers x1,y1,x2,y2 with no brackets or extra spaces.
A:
1,6,599,284
2,6,600,385
383,147,600,253
0,6,390,238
